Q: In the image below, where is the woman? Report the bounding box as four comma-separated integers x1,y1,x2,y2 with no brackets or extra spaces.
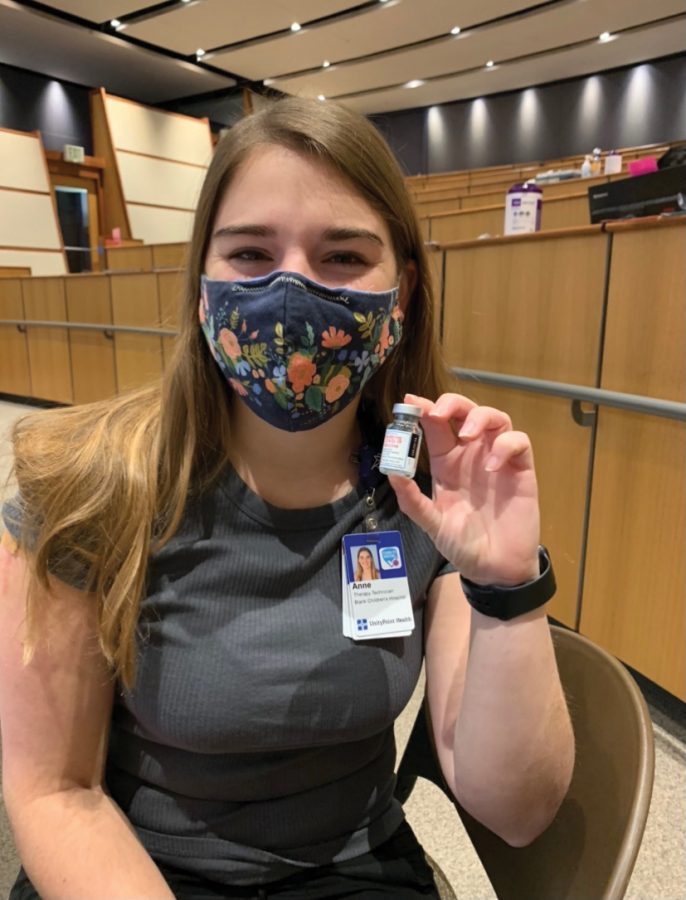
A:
355,547,380,582
0,97,574,899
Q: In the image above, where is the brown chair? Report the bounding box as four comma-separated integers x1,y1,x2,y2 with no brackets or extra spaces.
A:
396,624,655,900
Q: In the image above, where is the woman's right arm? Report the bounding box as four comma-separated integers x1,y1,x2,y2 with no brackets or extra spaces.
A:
0,533,175,900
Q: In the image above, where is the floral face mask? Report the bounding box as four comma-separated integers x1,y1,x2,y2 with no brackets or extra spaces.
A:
199,271,403,431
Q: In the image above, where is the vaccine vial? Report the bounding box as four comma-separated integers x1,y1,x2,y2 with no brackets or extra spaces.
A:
379,403,423,478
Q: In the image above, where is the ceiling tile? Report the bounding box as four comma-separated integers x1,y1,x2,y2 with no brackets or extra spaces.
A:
338,17,686,114
273,0,686,99
33,1,154,22
125,0,355,56
209,0,531,81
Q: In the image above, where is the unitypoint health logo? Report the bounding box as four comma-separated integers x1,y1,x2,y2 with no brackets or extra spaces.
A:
356,618,369,632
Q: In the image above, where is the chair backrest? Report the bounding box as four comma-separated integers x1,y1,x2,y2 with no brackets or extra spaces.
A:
396,624,655,900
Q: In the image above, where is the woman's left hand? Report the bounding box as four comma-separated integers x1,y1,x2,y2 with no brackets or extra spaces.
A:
388,392,540,586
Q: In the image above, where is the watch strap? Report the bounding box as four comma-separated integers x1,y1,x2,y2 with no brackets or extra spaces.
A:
460,546,556,621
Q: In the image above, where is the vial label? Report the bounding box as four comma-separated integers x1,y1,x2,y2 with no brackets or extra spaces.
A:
379,428,420,477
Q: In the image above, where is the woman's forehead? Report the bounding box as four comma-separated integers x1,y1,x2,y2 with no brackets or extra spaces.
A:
214,144,389,235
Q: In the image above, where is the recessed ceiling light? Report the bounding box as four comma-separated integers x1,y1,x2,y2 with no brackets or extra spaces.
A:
404,80,425,89
599,31,612,42
450,26,461,35
180,0,191,4
291,21,301,31
196,48,206,58
318,94,326,101
263,78,275,86
322,60,330,68
486,59,495,68
110,18,123,29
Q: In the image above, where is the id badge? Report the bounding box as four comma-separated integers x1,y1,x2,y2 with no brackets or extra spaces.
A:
341,531,414,640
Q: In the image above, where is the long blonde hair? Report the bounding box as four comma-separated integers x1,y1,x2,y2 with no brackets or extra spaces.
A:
9,97,450,688
355,547,380,582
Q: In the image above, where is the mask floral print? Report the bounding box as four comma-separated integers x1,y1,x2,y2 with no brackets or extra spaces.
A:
199,272,403,431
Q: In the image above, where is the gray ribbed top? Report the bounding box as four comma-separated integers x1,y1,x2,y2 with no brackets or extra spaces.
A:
2,466,453,887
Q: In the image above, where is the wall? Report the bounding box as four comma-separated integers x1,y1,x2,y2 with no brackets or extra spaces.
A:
0,62,92,153
2,53,686,174
373,53,686,174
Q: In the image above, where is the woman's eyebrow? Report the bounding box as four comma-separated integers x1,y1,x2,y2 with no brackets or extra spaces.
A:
211,224,384,245
322,227,384,245
212,224,276,239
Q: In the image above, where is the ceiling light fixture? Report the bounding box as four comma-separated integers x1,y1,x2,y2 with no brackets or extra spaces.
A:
599,31,612,42
322,60,330,68
110,18,123,30
404,80,425,89
450,26,461,35
486,59,495,68
291,22,302,31
263,78,275,86
195,48,206,58
318,94,326,101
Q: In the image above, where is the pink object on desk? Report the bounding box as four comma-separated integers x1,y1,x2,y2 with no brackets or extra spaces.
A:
628,157,658,176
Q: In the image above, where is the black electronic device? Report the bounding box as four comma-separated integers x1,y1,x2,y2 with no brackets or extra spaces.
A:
587,165,686,224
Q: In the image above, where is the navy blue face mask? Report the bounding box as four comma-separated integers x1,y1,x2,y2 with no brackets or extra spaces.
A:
199,271,403,431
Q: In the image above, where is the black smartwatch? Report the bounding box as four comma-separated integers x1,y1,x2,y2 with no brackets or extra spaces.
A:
460,546,556,621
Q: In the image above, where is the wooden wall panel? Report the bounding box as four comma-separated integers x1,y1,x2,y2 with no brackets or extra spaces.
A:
22,278,73,403
430,206,503,244
580,219,686,698
441,230,607,385
601,222,685,402
157,270,183,369
430,195,589,244
540,195,589,231
105,245,154,271
581,412,685,699
461,191,502,210
152,243,187,269
110,273,163,392
0,279,31,397
415,198,461,217
0,267,31,278
65,276,117,404
455,383,590,628
90,90,131,239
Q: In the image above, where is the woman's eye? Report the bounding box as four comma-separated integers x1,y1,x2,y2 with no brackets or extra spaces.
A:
326,252,368,266
229,249,271,262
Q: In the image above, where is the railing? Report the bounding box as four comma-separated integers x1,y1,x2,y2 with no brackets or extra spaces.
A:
0,320,178,338
453,368,686,423
3,321,683,424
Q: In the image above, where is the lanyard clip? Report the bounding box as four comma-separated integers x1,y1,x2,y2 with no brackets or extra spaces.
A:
364,489,378,532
